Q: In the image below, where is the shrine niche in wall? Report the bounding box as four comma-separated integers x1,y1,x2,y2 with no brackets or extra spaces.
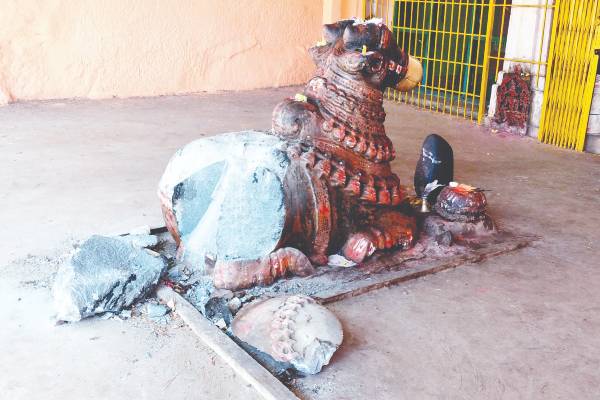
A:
493,65,532,135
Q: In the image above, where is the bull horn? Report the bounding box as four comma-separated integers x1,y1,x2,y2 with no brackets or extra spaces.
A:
396,56,423,92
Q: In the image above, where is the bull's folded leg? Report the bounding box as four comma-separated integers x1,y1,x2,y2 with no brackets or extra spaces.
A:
213,247,315,290
341,232,377,263
342,210,417,263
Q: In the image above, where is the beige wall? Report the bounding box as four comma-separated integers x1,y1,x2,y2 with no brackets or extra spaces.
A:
323,0,362,23
0,0,324,103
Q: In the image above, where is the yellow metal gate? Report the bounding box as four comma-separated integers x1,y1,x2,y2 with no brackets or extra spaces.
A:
363,0,555,124
538,0,600,151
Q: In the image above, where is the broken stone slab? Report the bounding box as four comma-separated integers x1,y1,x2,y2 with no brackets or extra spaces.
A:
53,235,167,322
144,302,171,325
157,131,290,273
232,294,343,375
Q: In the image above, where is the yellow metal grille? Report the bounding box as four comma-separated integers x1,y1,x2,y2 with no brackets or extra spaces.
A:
363,0,555,124
538,0,600,151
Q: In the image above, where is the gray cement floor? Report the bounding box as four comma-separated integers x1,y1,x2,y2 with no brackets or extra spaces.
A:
1,88,599,399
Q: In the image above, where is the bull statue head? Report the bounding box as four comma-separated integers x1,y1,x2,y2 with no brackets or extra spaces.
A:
310,18,422,92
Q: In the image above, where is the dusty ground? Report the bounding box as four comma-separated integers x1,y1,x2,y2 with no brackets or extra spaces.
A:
1,88,599,399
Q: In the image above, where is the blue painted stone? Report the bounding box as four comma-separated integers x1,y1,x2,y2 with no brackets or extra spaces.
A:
158,131,290,272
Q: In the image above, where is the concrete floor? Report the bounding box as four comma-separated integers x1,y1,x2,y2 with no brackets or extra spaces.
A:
1,88,599,399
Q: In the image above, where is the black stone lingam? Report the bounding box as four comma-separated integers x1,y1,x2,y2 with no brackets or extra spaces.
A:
414,133,454,199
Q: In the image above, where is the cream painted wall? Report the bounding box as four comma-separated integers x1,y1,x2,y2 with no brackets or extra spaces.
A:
0,0,324,103
323,0,362,23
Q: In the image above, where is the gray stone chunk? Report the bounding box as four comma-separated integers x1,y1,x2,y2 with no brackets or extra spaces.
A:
116,233,159,248
158,131,290,272
53,235,167,322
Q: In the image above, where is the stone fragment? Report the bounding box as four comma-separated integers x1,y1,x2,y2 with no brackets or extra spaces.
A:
116,234,158,248
145,303,170,318
53,235,167,322
158,131,290,272
327,254,357,268
435,231,453,246
423,214,495,240
183,277,214,315
145,302,171,324
414,134,454,198
232,295,343,375
204,297,233,326
228,297,242,314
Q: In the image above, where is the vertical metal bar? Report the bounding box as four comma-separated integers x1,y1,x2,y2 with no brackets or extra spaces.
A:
561,0,589,149
556,0,576,148
545,0,571,146
383,0,388,24
477,0,496,124
570,0,598,150
394,0,401,103
429,2,442,110
448,2,463,116
470,0,487,120
549,0,576,146
409,0,422,105
456,1,470,116
560,0,584,148
535,0,550,89
538,0,561,144
407,0,417,104
384,0,392,101
495,0,508,80
550,0,576,145
540,0,564,144
576,7,600,150
435,1,449,112
462,1,477,118
416,0,428,107
402,0,410,102
442,0,456,114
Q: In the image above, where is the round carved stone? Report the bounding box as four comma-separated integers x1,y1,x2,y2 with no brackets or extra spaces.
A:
231,295,343,375
435,183,487,222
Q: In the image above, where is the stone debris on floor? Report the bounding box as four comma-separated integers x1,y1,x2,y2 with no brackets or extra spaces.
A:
52,234,167,322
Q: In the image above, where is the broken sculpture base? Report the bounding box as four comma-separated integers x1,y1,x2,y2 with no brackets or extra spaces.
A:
156,226,535,305
155,223,534,379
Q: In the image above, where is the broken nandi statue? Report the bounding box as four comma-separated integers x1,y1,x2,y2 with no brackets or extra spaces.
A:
158,19,423,291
